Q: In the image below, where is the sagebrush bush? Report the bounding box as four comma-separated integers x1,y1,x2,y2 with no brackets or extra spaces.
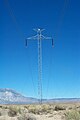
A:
65,110,80,120
17,113,36,120
54,105,66,111
27,104,53,114
8,109,17,117
8,106,21,117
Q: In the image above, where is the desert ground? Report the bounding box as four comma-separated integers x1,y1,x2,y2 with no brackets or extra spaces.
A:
0,102,80,120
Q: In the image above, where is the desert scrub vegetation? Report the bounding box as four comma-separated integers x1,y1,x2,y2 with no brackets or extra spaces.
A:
54,105,66,111
65,110,80,120
27,104,54,114
28,104,42,114
8,106,21,117
0,105,9,109
0,112,1,116
40,104,54,114
17,113,36,120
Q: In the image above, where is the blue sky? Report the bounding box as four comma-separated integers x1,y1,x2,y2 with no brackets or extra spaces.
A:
0,0,80,99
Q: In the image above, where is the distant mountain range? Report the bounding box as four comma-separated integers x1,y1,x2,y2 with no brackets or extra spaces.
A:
0,88,80,104
0,88,38,104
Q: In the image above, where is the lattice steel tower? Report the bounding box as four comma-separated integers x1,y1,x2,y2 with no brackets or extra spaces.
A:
25,28,54,104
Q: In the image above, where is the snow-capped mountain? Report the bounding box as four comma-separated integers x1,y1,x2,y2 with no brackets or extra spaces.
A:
0,88,80,104
0,88,38,104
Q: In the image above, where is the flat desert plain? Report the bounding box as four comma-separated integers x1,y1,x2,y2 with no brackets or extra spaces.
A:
0,102,80,120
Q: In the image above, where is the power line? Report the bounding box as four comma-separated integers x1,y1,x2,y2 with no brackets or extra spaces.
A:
4,0,25,39
55,0,69,37
4,0,36,97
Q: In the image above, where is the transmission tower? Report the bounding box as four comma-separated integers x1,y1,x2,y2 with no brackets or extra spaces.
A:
25,28,54,104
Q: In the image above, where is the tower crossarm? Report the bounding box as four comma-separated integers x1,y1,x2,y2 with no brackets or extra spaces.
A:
27,35,38,40
41,35,52,40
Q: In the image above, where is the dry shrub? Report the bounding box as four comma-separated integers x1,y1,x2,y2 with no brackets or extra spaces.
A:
8,109,17,117
8,106,21,117
17,113,36,120
27,104,53,114
65,110,80,120
54,105,66,111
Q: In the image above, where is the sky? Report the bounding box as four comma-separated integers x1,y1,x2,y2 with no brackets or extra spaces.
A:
0,0,80,99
